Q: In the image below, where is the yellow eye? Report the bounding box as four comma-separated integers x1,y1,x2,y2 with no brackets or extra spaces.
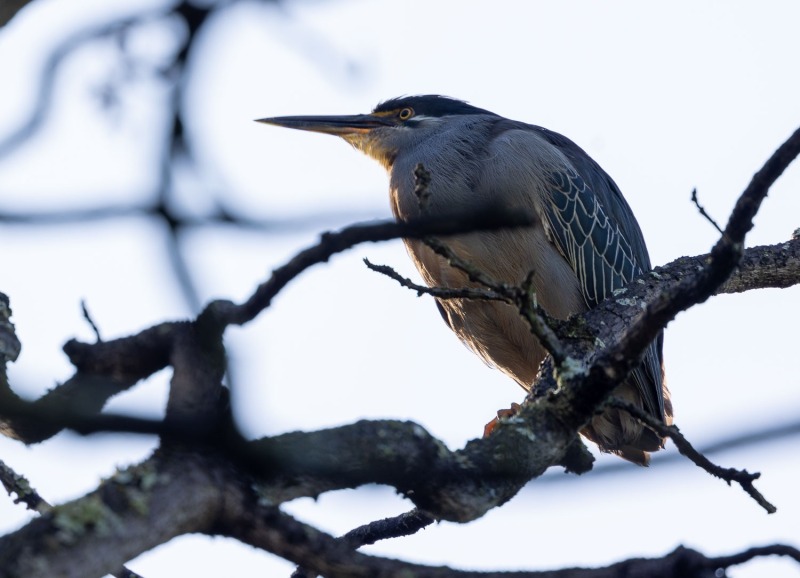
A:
398,107,414,120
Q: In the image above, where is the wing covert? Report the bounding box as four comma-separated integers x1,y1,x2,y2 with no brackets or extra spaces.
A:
541,167,666,419
542,168,642,307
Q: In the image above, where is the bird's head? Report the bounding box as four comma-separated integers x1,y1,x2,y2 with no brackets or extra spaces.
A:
257,95,497,169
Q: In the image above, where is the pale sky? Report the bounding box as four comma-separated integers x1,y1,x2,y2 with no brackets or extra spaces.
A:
1,1,799,576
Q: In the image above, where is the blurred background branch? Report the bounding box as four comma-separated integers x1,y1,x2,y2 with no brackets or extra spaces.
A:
0,0,35,27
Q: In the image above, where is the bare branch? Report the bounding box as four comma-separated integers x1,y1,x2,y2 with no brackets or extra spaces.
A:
339,509,435,549
1,322,176,443
216,208,536,327
690,188,724,235
0,458,143,578
81,299,103,342
228,503,800,578
0,450,225,578
3,238,797,446
292,509,436,578
2,441,795,578
364,258,506,301
619,127,800,364
537,416,800,482
0,458,49,513
717,238,800,294
607,398,776,513
0,294,20,365
418,238,567,364
708,544,800,569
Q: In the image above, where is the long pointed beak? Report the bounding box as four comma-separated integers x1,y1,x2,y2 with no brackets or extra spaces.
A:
256,113,394,136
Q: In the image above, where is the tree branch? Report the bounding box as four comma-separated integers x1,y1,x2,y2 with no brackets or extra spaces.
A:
607,397,775,513
214,207,536,327
0,458,49,513
0,449,226,578
717,238,800,294
0,458,144,578
291,509,436,578
227,502,800,578
421,238,568,364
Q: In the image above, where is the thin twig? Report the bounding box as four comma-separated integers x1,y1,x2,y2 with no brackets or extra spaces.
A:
708,543,800,568
423,237,504,289
422,238,567,364
364,258,506,301
608,397,776,513
690,188,725,235
340,509,435,548
537,416,800,482
80,300,103,342
216,208,536,327
292,509,435,578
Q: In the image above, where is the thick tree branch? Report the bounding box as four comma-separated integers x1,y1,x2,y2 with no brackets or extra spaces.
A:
0,458,143,578
0,251,796,571
1,242,797,521
2,439,795,578
0,449,226,578
717,238,800,294
0,322,177,443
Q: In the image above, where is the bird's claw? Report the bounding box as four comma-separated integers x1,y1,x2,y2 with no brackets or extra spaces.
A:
482,402,522,437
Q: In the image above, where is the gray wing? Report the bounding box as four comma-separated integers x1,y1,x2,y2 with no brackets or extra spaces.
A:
533,127,666,419
543,169,641,305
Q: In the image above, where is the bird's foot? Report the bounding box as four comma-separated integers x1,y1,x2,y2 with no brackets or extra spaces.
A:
482,402,522,437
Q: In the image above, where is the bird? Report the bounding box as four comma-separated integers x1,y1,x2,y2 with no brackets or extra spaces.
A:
258,95,672,465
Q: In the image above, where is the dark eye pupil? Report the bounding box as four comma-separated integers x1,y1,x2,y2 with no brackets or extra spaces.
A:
400,108,412,119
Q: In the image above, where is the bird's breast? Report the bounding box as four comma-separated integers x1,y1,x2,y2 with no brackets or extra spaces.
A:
383,124,587,387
